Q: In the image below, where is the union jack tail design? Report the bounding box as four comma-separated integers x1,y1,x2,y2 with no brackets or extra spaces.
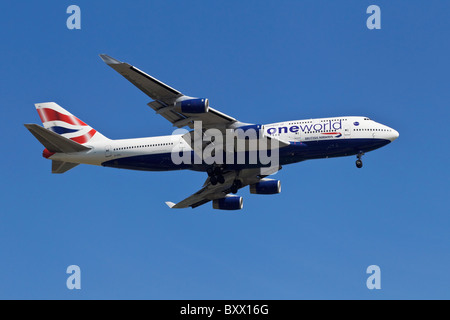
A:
35,102,108,144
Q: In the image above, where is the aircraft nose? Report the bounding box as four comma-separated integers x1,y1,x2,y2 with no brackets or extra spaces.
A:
389,129,399,142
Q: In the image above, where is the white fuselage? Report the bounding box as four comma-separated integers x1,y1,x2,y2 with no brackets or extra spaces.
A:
49,116,399,171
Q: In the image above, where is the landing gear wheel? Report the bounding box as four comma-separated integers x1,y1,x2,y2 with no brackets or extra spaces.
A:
355,151,364,169
208,167,225,184
356,159,363,168
213,166,223,176
217,175,225,184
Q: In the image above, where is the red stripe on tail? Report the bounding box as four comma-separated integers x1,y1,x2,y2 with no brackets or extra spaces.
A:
70,129,97,144
37,108,88,126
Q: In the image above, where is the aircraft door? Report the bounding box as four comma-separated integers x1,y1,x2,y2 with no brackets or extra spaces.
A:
344,125,351,138
105,145,112,157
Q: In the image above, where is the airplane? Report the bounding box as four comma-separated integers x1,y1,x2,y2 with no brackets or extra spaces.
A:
25,54,399,210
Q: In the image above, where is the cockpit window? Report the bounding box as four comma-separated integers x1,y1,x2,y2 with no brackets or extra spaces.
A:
364,118,370,120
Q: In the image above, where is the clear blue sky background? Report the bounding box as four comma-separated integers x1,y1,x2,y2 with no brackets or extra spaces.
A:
1,1,449,299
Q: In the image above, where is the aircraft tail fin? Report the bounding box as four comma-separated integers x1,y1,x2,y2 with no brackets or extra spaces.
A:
34,102,109,144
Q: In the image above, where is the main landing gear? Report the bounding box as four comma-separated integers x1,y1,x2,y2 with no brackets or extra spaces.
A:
207,166,225,185
206,166,242,193
230,180,243,194
356,152,364,169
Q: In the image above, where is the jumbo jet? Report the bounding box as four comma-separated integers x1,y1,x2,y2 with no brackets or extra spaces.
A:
25,55,399,210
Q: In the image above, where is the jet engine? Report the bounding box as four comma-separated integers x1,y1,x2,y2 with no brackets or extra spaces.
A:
212,195,243,210
174,98,209,113
249,179,281,195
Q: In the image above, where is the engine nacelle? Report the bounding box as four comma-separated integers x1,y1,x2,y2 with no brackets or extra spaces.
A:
212,195,243,210
174,98,209,113
249,179,281,195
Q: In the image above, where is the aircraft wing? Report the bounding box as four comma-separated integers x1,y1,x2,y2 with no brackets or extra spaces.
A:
165,180,233,209
99,54,237,129
166,167,281,209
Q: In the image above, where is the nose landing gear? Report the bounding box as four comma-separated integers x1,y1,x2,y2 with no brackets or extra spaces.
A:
356,152,364,169
356,159,363,168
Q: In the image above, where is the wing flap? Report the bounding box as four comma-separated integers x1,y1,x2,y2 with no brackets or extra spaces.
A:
148,101,187,126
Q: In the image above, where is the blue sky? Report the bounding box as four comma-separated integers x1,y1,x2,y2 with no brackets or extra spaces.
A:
1,1,450,299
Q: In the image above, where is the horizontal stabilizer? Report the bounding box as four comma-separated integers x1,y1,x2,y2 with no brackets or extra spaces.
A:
52,160,79,174
24,124,90,153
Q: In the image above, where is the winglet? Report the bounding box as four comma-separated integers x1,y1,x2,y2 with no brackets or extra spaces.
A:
99,54,122,65
165,201,176,209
